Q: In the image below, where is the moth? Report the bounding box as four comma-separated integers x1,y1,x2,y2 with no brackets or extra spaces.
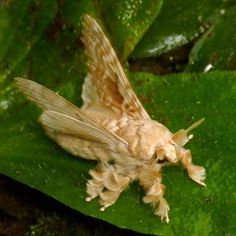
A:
15,15,206,223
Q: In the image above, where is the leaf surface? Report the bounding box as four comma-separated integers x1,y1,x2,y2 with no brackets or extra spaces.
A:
0,71,236,235
131,0,230,58
185,5,236,72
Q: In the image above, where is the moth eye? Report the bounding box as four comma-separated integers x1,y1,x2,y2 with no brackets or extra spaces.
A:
157,156,168,164
124,103,130,109
108,160,115,165
152,150,168,164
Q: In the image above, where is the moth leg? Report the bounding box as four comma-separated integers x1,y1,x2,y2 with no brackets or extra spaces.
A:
99,169,130,211
179,149,206,187
139,170,170,223
86,170,104,202
86,163,130,211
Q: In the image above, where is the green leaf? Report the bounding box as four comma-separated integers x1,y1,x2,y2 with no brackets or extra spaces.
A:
0,0,98,100
185,5,236,72
1,71,236,235
99,0,163,59
131,0,229,58
0,0,58,81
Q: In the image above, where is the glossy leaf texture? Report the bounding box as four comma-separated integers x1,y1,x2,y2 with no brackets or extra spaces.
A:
131,0,232,58
1,71,236,235
185,4,236,72
99,0,163,59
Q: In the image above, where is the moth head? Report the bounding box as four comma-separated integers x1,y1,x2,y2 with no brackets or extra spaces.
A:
156,143,177,164
171,118,205,147
155,118,204,164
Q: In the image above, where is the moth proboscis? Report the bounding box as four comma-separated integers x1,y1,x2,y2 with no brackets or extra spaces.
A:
15,14,206,223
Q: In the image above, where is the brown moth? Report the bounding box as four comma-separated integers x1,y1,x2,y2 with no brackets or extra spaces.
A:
15,15,206,223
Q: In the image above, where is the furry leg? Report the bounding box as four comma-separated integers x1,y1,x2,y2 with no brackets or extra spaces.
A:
139,167,170,223
86,170,104,202
86,163,130,210
179,149,206,186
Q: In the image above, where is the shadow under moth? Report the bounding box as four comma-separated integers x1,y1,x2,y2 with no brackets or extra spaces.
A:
15,15,206,223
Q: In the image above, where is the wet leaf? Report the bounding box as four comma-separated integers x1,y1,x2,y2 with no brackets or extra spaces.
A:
99,0,163,59
131,0,230,58
185,5,236,72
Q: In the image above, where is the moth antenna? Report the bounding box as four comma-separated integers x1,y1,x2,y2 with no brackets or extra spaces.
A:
172,118,205,146
186,118,205,132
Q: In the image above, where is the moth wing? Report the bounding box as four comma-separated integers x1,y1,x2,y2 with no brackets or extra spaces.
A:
39,110,131,160
81,15,150,120
15,77,89,122
15,78,132,160
81,74,116,117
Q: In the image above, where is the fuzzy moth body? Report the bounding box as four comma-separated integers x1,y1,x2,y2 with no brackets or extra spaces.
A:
15,15,206,223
